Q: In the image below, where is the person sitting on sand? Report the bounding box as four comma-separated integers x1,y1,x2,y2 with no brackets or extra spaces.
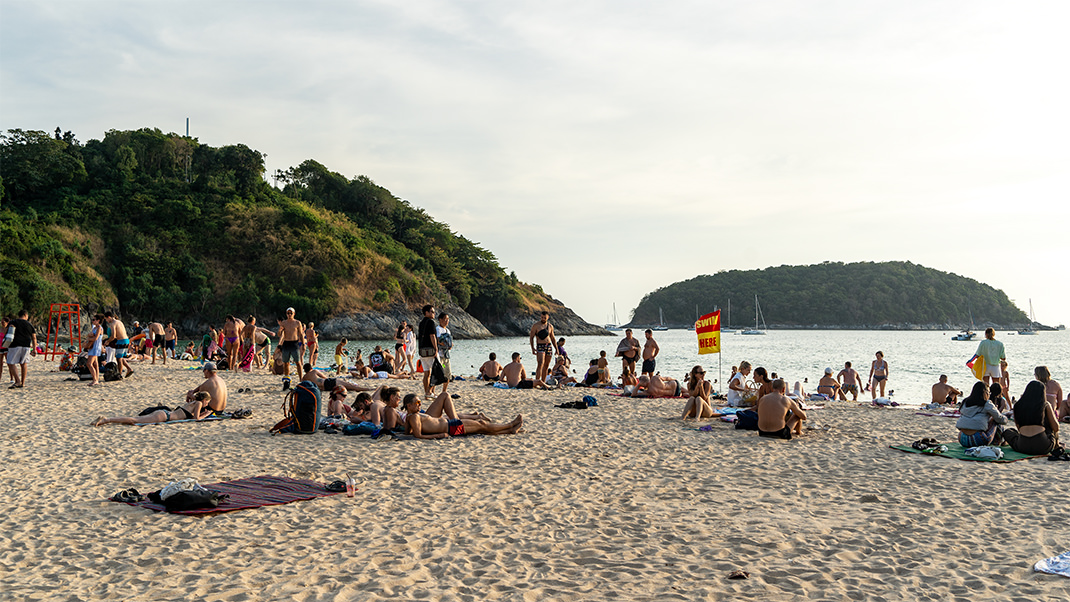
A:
817,368,841,399
346,392,372,422
581,360,601,387
932,375,962,406
727,362,752,407
630,374,682,398
402,393,523,439
1035,366,1063,414
989,383,1010,413
597,351,612,385
1003,381,1060,455
93,391,214,426
681,366,714,420
549,355,577,387
479,353,503,381
753,367,773,399
501,352,548,390
756,379,807,439
186,362,228,414
365,386,403,430
955,381,1007,448
181,341,196,360
621,368,638,395
303,364,374,393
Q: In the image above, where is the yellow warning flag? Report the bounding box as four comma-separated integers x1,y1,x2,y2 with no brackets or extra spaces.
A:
695,310,721,355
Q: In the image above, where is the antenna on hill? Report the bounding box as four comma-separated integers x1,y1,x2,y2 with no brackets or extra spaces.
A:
185,118,191,183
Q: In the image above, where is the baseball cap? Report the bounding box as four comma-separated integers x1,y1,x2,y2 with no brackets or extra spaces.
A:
203,361,218,371
824,367,833,375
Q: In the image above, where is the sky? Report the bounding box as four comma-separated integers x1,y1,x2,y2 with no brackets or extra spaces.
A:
2,0,1068,326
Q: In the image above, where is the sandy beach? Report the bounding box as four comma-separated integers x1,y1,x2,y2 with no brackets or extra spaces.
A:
1,357,1067,601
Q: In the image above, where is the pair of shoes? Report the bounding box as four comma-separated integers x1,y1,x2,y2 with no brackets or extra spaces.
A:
111,488,144,503
912,437,941,451
231,408,252,419
325,480,347,492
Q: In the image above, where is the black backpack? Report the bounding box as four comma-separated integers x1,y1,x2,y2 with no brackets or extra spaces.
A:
270,380,321,435
102,361,123,382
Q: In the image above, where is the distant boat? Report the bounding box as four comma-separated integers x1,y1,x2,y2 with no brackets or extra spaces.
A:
740,295,767,335
653,308,668,331
604,303,622,331
1019,299,1039,335
952,304,976,340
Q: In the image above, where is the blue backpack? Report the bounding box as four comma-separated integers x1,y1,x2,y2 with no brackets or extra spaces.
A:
270,380,321,435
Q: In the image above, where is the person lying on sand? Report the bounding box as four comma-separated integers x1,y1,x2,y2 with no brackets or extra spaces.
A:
93,392,214,426
628,374,682,398
302,364,375,393
681,366,714,419
756,379,807,440
402,393,522,440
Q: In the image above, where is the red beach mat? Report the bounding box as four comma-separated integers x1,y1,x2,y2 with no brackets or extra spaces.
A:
114,475,343,515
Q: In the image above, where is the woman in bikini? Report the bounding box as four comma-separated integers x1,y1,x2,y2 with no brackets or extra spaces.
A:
305,322,319,367
222,315,242,372
92,392,213,426
869,351,889,400
528,311,556,386
681,366,714,419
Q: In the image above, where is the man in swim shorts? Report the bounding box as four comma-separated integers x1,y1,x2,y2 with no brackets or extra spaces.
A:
501,352,548,390
3,309,37,389
932,374,962,406
479,353,503,381
417,304,439,397
402,393,522,440
164,322,178,359
616,329,641,377
756,379,807,439
277,307,305,380
641,329,659,377
836,361,862,401
147,321,166,365
104,312,133,378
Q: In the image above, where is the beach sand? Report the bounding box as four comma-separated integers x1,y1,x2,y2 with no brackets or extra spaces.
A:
1,358,1066,601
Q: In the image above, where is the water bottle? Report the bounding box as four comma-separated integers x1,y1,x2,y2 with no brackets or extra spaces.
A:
344,473,355,497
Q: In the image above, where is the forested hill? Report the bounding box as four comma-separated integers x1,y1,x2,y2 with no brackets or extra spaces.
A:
631,262,1032,329
0,127,605,337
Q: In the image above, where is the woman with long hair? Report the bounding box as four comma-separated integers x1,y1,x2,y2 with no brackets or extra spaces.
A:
955,381,1007,448
681,366,714,419
1003,381,1060,455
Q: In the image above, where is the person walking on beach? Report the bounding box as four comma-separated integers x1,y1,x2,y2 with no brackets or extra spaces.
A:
3,310,37,389
222,315,245,373
869,351,889,399
277,308,305,381
417,305,439,397
641,329,659,377
529,311,556,386
147,322,166,365
974,329,1005,387
304,322,319,367
104,312,133,379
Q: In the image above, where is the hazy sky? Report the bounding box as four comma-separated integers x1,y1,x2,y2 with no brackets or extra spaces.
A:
3,1,1068,326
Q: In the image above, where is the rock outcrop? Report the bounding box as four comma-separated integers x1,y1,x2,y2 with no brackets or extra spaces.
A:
317,304,494,340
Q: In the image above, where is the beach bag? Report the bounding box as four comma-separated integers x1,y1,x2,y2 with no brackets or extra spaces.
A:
102,361,123,382
71,355,90,377
271,380,321,435
429,358,448,386
735,409,759,430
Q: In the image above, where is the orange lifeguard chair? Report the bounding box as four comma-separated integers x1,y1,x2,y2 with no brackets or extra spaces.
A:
44,303,82,361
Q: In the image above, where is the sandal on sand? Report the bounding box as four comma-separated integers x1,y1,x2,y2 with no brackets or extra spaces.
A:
727,570,750,580
325,480,347,492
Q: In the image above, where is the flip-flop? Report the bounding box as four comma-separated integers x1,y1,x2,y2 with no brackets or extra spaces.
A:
325,480,347,492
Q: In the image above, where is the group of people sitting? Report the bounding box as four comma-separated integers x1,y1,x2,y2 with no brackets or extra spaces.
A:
681,364,808,440
954,365,1065,455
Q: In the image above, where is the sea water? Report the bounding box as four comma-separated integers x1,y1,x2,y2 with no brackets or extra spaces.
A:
316,329,1069,406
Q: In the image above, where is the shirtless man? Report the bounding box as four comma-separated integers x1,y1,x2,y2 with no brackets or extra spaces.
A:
276,307,305,380
479,353,503,381
641,329,660,377
932,375,962,405
302,364,374,393
222,315,245,372
817,368,841,399
164,322,178,359
186,361,228,414
146,322,166,365
836,361,862,401
501,352,548,389
366,386,403,430
103,312,133,378
403,394,522,440
528,311,556,386
1035,366,1063,415
756,379,807,439
630,374,683,398
615,329,641,376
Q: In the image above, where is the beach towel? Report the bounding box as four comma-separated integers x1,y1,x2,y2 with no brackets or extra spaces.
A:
1034,550,1070,578
915,410,961,418
112,475,342,515
967,354,985,381
890,442,1045,463
239,343,256,372
132,411,248,425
